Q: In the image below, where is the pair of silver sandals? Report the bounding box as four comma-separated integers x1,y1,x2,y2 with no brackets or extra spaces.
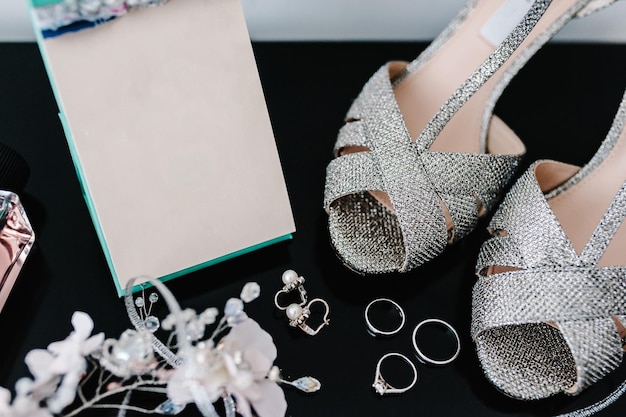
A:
323,0,626,411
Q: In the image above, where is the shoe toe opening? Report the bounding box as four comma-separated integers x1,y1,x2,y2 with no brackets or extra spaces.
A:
475,323,577,400
328,191,405,274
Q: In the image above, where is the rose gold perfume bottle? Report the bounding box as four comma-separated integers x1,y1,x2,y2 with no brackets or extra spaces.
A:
0,143,35,314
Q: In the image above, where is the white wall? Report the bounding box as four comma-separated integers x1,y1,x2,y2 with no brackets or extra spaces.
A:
2,0,626,43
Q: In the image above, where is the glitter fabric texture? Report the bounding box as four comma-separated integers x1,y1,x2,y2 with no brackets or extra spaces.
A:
323,0,614,274
472,90,626,400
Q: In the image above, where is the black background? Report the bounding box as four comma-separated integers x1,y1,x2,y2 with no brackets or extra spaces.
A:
0,40,625,416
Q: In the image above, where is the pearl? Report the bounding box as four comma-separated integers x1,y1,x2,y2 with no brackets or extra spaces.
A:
282,269,299,285
286,303,302,320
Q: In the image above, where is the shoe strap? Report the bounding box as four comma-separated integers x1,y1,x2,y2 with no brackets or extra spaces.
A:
580,181,626,266
555,380,626,417
472,266,626,398
413,0,619,152
557,88,626,417
546,89,626,200
415,0,553,150
575,0,622,17
477,158,626,273
478,164,580,271
472,267,626,336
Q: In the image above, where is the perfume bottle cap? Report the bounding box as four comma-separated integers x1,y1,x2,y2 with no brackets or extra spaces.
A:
0,142,30,194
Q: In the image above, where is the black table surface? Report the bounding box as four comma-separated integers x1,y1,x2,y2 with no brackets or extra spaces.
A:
0,41,625,417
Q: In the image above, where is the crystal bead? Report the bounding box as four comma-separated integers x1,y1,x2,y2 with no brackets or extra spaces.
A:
135,297,145,308
104,329,154,377
226,311,248,326
144,315,160,332
186,318,205,341
240,282,260,303
155,399,186,415
224,298,244,317
149,292,159,303
199,307,218,324
292,376,321,393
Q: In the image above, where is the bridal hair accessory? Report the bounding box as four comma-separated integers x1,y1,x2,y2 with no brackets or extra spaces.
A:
0,277,320,417
274,270,330,336
372,353,418,396
31,0,170,38
364,298,406,337
412,319,461,366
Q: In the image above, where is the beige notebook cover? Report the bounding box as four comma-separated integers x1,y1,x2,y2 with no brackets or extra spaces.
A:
30,0,295,295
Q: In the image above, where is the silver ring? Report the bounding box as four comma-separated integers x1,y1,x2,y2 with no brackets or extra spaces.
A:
412,318,460,366
364,298,406,337
372,352,418,395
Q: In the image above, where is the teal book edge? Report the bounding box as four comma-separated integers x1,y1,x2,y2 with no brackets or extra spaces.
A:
27,2,294,298
119,234,294,297
60,108,294,298
30,0,65,7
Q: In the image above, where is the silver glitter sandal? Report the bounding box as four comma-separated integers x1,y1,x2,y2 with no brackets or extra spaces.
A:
323,0,617,274
472,88,626,407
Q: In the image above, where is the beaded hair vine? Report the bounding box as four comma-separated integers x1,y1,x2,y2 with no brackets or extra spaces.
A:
0,278,320,417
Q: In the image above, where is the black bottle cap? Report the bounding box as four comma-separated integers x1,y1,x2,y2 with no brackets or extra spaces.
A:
0,142,30,194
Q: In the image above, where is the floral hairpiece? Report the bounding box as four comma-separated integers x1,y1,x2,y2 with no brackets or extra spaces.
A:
32,0,169,38
0,277,319,417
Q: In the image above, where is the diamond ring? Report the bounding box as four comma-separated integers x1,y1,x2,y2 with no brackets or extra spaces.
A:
372,352,418,395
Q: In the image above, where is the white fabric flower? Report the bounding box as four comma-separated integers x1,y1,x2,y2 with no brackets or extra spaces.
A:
47,312,104,372
166,341,228,406
44,312,104,413
22,350,59,401
218,319,286,417
167,319,285,417
0,387,53,417
0,312,104,416
0,387,11,415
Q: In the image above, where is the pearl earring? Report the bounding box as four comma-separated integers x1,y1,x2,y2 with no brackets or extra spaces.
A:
274,270,330,336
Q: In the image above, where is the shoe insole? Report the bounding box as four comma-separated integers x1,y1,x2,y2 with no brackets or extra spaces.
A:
546,126,626,267
394,0,580,155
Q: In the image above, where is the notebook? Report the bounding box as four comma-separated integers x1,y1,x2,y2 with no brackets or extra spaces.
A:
28,0,296,295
